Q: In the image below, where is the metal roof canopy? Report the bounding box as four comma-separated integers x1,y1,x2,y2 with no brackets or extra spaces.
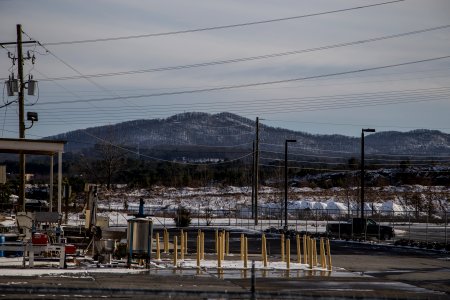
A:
0,138,66,155
0,138,66,214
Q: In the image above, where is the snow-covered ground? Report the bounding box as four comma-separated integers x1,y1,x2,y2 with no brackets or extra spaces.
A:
0,256,333,277
95,184,449,219
2,184,448,243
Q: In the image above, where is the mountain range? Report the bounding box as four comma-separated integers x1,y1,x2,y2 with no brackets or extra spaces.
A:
48,112,450,160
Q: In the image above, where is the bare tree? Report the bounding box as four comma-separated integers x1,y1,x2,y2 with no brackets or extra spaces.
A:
93,129,126,190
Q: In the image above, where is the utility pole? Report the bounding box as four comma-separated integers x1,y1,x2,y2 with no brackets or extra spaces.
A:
254,117,259,225
361,128,375,220
1,24,37,211
17,24,26,212
251,141,255,219
284,139,296,230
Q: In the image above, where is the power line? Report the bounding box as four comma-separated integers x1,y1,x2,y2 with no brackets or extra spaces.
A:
261,156,345,165
21,30,158,133
259,163,352,172
82,130,253,166
20,86,449,118
41,1,405,46
261,142,450,159
261,149,348,160
264,118,450,132
30,86,450,111
260,149,450,163
37,24,450,82
3,87,448,126
32,55,450,106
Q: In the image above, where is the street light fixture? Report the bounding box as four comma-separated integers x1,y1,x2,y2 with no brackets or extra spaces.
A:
284,139,297,231
361,128,375,220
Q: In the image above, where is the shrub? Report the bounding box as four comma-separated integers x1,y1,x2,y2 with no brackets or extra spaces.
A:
174,206,191,227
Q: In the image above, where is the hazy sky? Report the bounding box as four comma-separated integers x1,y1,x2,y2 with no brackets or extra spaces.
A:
1,0,449,139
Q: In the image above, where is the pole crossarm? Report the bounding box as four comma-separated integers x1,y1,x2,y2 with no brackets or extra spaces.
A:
0,41,37,46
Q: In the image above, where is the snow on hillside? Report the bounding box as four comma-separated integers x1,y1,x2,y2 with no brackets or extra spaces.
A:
95,185,449,218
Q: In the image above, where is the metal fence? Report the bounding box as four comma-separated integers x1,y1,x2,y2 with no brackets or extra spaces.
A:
119,206,448,246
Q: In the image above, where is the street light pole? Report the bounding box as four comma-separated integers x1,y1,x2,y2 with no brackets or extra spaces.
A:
284,139,297,231
361,128,375,220
255,117,260,225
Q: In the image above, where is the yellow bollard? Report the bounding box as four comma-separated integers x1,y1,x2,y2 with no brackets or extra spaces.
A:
225,231,229,256
156,232,160,260
313,239,318,267
303,235,308,264
197,230,201,256
244,237,248,269
261,234,265,261
222,231,225,260
201,232,205,260
326,239,332,271
308,237,313,269
320,238,326,269
164,228,168,253
218,233,222,269
263,234,268,267
221,232,225,261
281,234,285,262
185,231,188,254
196,234,200,268
180,230,185,260
215,229,219,254
222,233,225,260
296,234,301,264
286,238,290,270
174,236,178,267
240,234,244,261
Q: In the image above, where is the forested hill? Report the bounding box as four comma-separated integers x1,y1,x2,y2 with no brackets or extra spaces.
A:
48,112,450,158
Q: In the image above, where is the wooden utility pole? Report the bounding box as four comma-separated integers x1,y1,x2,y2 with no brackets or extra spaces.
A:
251,141,255,219
17,24,26,212
254,117,259,225
0,24,37,211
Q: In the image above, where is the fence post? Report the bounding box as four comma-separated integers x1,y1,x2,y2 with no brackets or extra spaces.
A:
378,211,381,241
426,214,429,246
338,217,341,240
391,211,395,243
445,211,448,246
408,210,411,241
315,209,318,235
228,204,231,226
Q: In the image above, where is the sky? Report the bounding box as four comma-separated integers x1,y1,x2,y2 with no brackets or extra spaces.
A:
1,0,450,139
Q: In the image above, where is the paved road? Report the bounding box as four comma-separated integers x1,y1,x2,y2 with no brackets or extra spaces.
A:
1,237,449,299
395,224,449,243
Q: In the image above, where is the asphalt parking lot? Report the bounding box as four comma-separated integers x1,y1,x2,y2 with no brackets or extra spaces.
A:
0,228,449,299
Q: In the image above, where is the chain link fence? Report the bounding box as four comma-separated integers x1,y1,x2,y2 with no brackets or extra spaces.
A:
122,206,448,246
